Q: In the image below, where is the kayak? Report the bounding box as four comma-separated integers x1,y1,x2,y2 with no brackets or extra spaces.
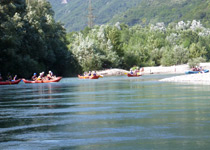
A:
78,75,90,79
0,79,21,85
127,73,142,77
22,77,62,83
185,69,209,74
89,75,100,79
78,75,100,79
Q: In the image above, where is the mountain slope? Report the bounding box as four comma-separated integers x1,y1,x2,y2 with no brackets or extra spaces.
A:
48,0,210,32
48,0,142,31
110,0,210,28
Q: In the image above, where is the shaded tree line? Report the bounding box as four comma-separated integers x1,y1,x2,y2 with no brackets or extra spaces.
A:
0,0,77,79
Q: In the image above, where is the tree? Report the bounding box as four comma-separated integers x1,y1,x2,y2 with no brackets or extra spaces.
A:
0,0,77,78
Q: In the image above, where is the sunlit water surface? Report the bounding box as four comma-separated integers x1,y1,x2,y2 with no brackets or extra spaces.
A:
1,74,210,150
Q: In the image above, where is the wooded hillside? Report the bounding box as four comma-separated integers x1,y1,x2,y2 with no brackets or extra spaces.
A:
48,0,210,31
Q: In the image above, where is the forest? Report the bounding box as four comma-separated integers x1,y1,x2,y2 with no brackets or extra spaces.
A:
0,0,77,79
1,0,210,78
68,21,210,72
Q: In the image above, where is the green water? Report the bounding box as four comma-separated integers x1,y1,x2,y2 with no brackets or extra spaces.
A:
1,74,210,150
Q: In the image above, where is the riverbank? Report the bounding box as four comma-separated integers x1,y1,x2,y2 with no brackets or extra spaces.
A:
96,65,188,76
143,64,188,74
160,72,210,84
97,63,210,76
97,69,129,76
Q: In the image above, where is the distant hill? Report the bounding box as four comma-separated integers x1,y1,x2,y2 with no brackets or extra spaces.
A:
48,0,142,31
110,0,210,28
48,0,210,32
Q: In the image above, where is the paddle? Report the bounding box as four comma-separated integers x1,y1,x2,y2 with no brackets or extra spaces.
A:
99,75,103,78
137,72,142,75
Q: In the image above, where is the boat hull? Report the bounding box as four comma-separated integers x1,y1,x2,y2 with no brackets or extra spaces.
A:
89,76,100,79
127,73,142,77
78,75,100,79
22,77,62,83
0,79,21,85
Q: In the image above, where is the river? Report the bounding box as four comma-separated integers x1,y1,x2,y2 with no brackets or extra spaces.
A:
1,74,210,150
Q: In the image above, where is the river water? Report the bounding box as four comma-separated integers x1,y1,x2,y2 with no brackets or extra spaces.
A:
1,74,210,150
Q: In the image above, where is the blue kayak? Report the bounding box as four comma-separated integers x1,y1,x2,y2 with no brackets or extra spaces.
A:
185,69,209,74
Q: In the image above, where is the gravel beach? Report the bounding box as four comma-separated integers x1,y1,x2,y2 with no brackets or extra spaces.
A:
159,63,210,83
97,64,190,76
97,63,210,84
160,73,210,83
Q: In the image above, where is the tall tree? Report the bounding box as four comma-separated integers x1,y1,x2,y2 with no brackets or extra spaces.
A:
0,0,77,78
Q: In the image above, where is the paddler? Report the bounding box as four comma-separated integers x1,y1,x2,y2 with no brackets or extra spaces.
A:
88,71,92,76
36,72,44,80
130,69,133,75
7,73,12,81
93,71,97,76
47,71,54,80
31,73,37,81
0,73,3,81
12,75,17,81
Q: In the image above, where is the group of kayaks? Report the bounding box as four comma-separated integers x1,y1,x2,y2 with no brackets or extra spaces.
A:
0,77,62,85
0,75,102,85
78,72,142,79
0,73,142,85
2,68,209,85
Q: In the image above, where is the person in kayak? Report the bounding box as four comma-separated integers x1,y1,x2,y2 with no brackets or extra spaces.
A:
47,71,55,80
0,73,3,81
7,73,12,81
12,75,17,81
88,71,92,76
130,69,133,75
93,71,97,76
32,73,37,81
36,72,45,80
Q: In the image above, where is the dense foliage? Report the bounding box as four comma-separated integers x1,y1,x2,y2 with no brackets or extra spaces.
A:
1,0,210,78
48,0,210,31
0,0,77,78
68,21,210,71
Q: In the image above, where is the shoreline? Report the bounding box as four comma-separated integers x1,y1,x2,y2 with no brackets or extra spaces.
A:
97,68,129,76
97,63,210,84
96,65,190,76
160,73,210,84
96,64,192,76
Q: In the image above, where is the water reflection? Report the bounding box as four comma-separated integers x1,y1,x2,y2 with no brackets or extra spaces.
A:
1,76,210,150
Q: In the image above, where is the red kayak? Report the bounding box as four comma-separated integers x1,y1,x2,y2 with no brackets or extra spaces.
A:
89,75,100,79
78,75,100,79
127,73,142,77
22,77,62,83
0,79,21,85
